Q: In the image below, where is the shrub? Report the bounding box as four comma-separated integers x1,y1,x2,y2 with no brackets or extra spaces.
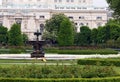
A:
0,65,118,78
77,58,120,66
1,77,120,82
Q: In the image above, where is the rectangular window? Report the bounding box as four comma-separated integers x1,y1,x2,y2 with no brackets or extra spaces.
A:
59,0,62,2
60,7,64,9
79,0,81,3
66,0,69,2
40,16,45,19
54,0,57,2
83,0,86,3
79,16,84,19
97,16,102,20
68,16,73,19
71,0,74,2
66,7,70,9
71,7,75,9
77,7,81,9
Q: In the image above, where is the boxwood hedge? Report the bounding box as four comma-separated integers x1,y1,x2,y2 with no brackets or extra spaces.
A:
77,58,120,66
46,49,118,55
1,77,120,82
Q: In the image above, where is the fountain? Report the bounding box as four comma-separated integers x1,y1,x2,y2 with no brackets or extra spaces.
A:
28,29,46,58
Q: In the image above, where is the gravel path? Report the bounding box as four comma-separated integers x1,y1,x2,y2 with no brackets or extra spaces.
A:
0,54,120,60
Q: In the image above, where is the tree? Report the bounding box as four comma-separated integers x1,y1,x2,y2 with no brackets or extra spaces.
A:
74,33,79,45
8,23,23,46
45,13,67,33
107,24,120,40
91,28,98,45
44,13,73,44
42,31,57,44
106,0,120,19
74,33,85,46
75,26,91,46
107,19,120,25
22,33,28,45
106,19,120,40
106,39,115,48
0,26,8,45
57,18,74,46
116,37,120,48
97,26,110,43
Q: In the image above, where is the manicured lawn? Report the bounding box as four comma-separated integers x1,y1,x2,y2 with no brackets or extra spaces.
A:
0,59,77,64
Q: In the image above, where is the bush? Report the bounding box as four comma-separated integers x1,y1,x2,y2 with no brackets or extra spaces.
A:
0,48,29,54
77,58,120,66
45,49,118,54
80,65,117,78
9,49,24,54
1,77,120,82
0,65,118,78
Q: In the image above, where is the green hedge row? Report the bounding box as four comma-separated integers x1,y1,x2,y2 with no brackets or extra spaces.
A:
46,49,118,55
77,58,120,66
0,65,117,78
0,49,30,54
0,48,118,54
1,77,120,82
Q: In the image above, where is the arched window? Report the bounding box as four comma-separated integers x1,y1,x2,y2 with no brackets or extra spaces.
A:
15,18,22,25
40,24,44,33
80,23,84,26
97,22,102,27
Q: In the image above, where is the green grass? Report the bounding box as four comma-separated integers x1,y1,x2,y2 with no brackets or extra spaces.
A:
114,66,120,74
0,59,77,64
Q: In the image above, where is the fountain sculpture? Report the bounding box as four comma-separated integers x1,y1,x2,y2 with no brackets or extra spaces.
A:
29,29,46,58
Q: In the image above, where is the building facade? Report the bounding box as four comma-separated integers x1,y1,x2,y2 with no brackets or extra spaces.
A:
0,0,108,40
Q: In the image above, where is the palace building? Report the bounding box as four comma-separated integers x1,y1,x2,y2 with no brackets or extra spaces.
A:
0,0,108,40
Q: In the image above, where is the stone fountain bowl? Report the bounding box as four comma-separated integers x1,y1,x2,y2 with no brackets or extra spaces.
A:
28,40,46,45
27,40,46,58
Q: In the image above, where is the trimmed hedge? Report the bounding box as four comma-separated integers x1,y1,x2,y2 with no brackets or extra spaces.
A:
0,48,118,54
1,77,120,82
0,64,117,78
77,58,120,66
46,49,118,55
0,49,30,54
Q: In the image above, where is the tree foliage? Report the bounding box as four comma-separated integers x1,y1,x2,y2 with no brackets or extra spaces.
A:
116,37,120,47
97,26,111,43
22,33,28,45
91,28,98,45
58,18,74,46
74,23,120,47
0,26,8,45
44,13,75,45
45,13,67,33
106,0,120,19
74,26,91,46
8,24,23,46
